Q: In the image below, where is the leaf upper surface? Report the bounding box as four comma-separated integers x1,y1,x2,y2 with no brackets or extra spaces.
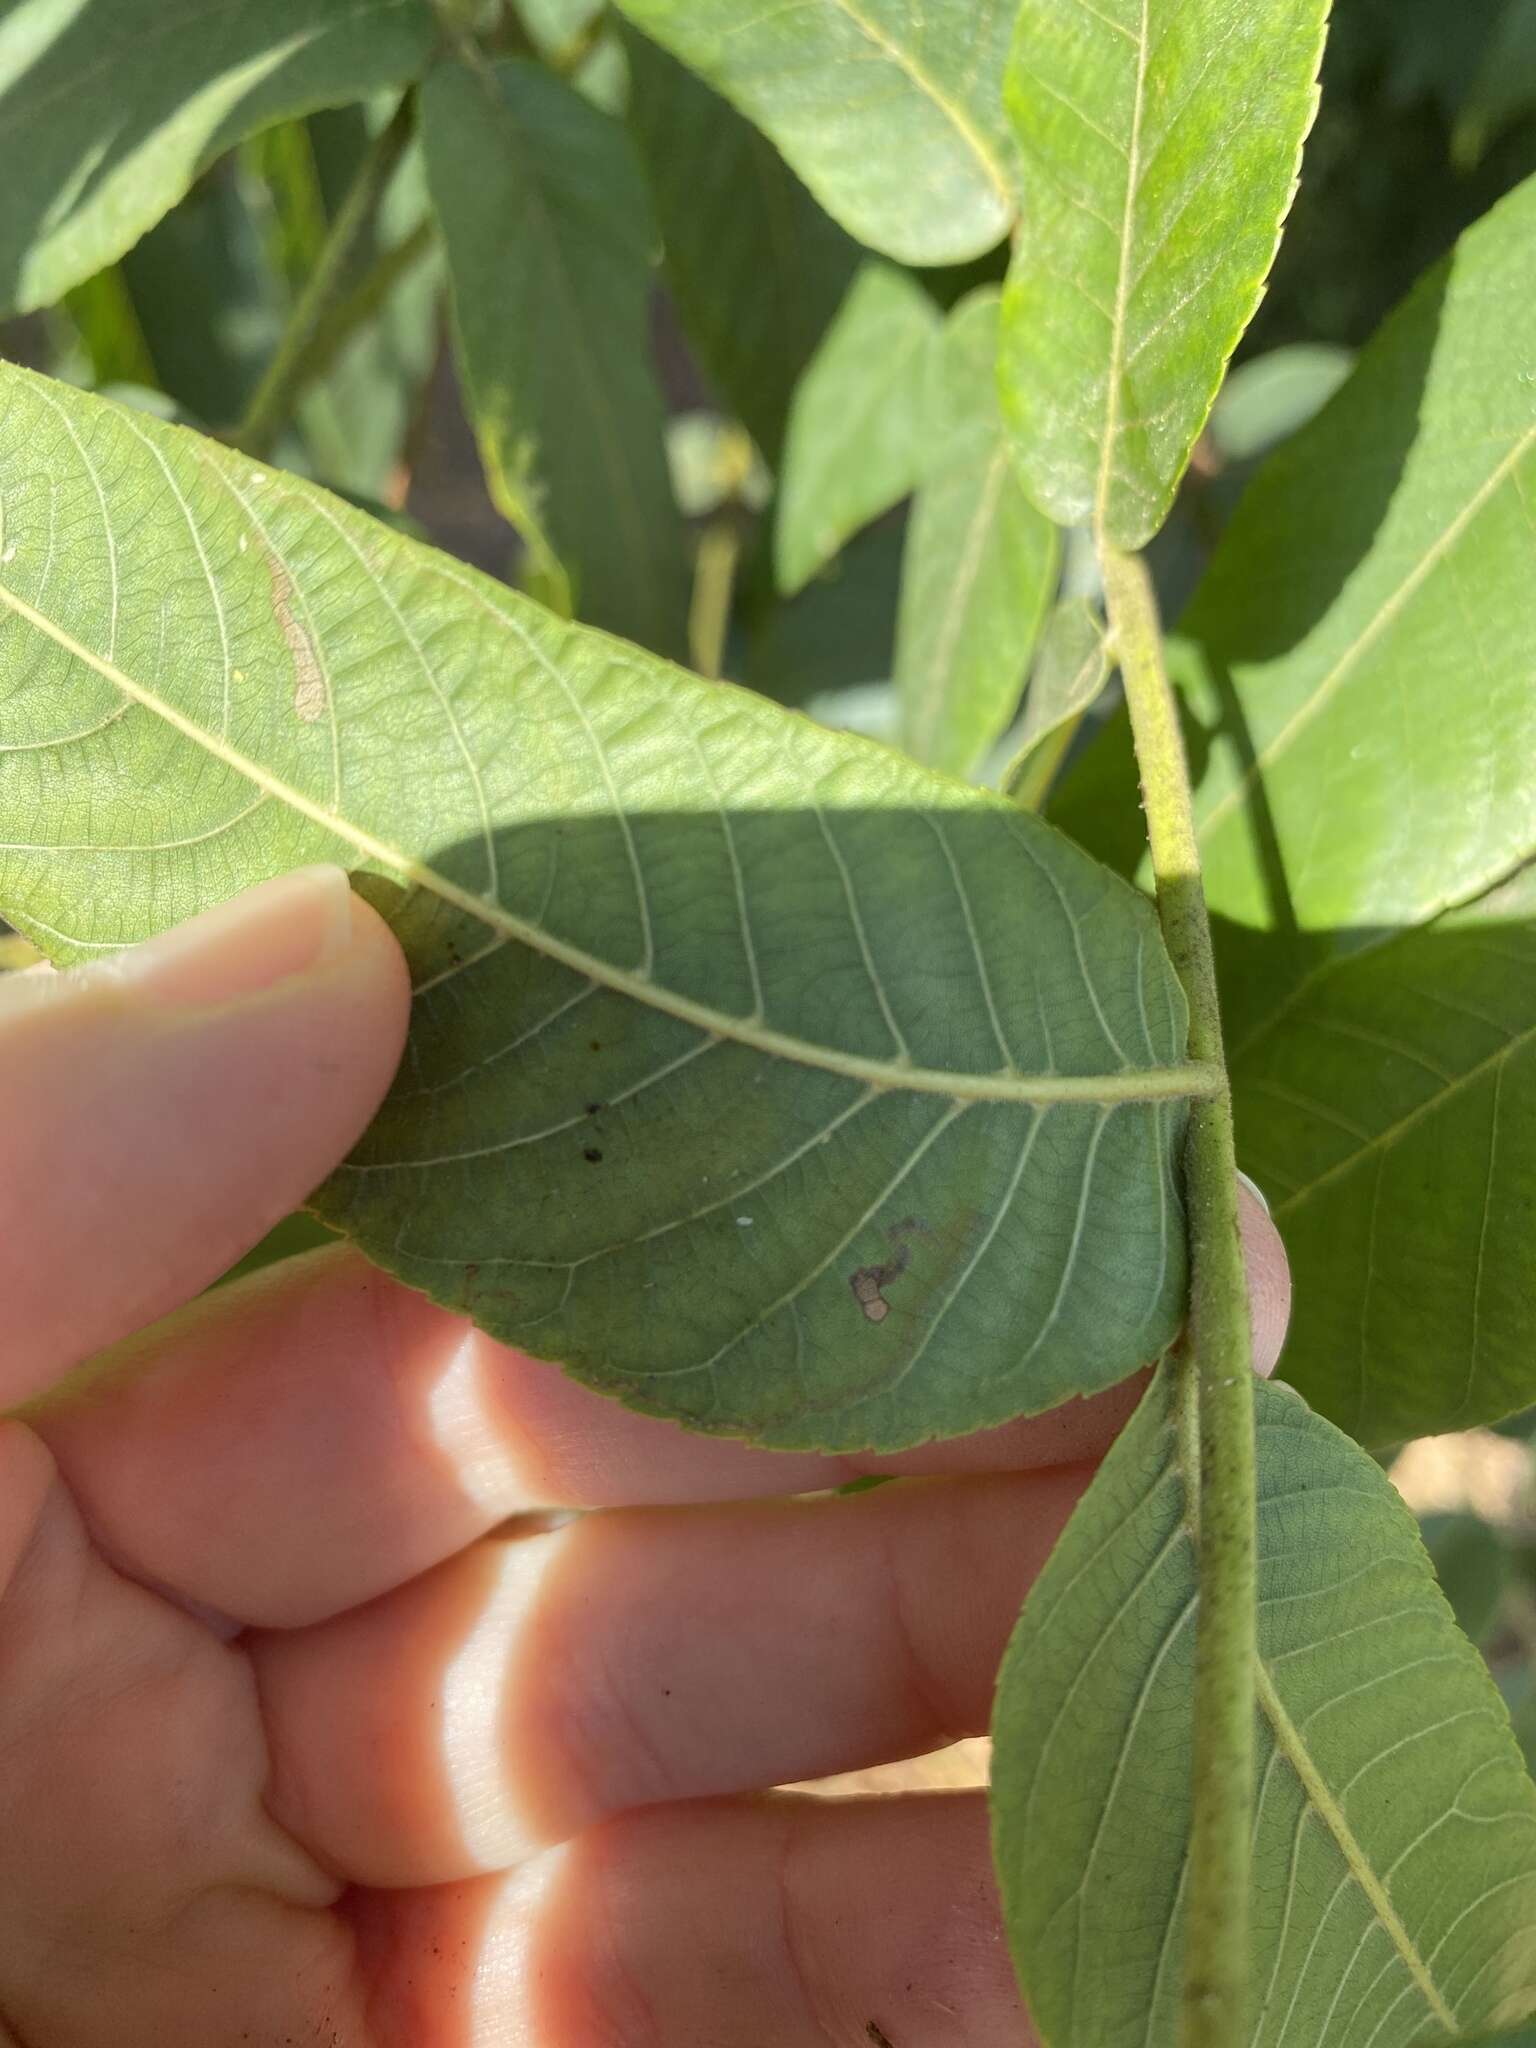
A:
993,1364,1536,2047
998,0,1330,546
607,0,1018,266
0,368,1200,1449
0,0,435,318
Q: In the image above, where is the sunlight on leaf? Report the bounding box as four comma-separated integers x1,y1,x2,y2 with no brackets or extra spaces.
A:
0,0,434,318
998,0,1330,546
608,0,1019,265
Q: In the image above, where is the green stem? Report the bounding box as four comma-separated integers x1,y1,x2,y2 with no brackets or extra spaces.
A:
688,517,740,680
1099,541,1257,2048
232,93,416,457
288,214,437,399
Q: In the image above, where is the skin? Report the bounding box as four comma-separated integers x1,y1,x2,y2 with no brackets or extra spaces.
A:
0,867,1291,2048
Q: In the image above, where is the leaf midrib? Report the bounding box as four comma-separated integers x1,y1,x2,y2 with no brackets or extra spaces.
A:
0,570,1216,1108
1091,0,1150,538
823,0,1013,207
1254,1664,1459,2035
1172,1381,1459,2036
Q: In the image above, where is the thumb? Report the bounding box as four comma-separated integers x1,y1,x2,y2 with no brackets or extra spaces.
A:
0,866,409,1405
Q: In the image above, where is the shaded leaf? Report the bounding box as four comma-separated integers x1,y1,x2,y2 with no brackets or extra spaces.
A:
897,290,1058,779
1004,596,1111,810
993,1362,1536,2048
421,56,688,657
998,0,1330,546
1421,1513,1511,1650
746,513,907,708
774,263,938,596
1227,865,1536,1447
622,28,858,467
0,0,434,318
608,0,1018,266
0,367,1199,1451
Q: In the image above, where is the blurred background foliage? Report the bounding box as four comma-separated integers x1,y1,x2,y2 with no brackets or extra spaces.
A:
4,0,1536,1763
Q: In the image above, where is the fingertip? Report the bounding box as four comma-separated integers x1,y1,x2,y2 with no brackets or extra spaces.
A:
1237,1174,1291,1379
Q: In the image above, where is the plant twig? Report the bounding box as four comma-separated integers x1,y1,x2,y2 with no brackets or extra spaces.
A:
231,93,417,457
688,517,740,679
1099,541,1257,2048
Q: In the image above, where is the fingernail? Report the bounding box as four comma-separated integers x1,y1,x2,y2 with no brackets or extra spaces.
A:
1236,1167,1271,1217
107,866,357,1008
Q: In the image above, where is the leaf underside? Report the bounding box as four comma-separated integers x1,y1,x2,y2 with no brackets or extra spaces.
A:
0,368,1197,1451
896,289,1060,780
998,0,1331,546
993,1363,1536,2048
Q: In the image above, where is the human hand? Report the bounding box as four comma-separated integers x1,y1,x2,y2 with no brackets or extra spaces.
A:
0,866,1289,2047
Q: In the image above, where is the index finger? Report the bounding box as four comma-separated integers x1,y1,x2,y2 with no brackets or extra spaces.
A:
24,1183,1288,1631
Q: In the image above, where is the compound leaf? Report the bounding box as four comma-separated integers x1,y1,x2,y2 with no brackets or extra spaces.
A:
993,1363,1536,2047
0,0,435,318
0,367,1199,1451
998,0,1330,546
607,0,1018,266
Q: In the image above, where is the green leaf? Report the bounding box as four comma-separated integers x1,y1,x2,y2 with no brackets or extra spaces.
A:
1183,172,1536,1444
1228,865,1536,1447
607,0,1018,266
896,290,1059,779
1053,173,1536,1445
1421,1513,1511,1651
1421,2029,1536,2048
1207,343,1353,465
420,56,688,659
1003,596,1111,810
992,1363,1536,2048
0,0,435,318
0,367,1200,1451
1182,171,1536,945
622,28,858,467
997,0,1331,547
774,263,938,597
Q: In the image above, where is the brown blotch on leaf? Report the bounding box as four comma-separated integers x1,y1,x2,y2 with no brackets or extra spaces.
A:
848,1218,927,1324
583,1146,603,1164
265,552,327,724
866,2026,895,2048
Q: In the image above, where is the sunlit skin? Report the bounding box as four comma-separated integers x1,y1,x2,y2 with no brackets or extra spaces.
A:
0,867,1290,2047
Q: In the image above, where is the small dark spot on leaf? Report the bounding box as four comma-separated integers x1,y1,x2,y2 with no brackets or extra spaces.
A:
589,1038,602,1052
583,1146,604,1164
867,2025,895,2047
585,1101,603,1116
